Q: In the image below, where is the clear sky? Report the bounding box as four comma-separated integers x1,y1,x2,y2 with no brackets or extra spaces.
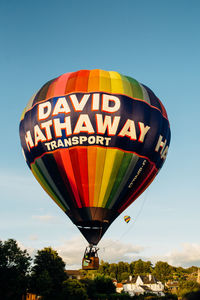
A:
1,0,200,269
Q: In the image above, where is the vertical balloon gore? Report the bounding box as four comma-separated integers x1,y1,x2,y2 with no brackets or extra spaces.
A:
19,69,171,245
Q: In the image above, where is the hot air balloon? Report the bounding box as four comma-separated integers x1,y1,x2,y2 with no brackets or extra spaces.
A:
19,69,170,270
124,216,131,223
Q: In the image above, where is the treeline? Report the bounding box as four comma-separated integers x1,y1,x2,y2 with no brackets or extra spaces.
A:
0,238,200,300
93,260,199,283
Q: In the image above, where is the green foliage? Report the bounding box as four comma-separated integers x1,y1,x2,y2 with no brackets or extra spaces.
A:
0,239,31,300
178,280,200,298
93,274,116,294
134,259,145,275
185,266,198,274
121,271,130,281
62,279,88,300
1,238,200,300
109,263,118,278
80,277,96,299
94,293,132,299
30,247,67,299
97,259,154,281
98,260,110,275
153,261,173,282
80,275,117,299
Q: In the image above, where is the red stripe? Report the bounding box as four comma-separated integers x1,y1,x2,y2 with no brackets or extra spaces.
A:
69,147,89,207
54,149,82,208
158,98,168,120
118,166,157,213
77,147,89,206
53,73,72,97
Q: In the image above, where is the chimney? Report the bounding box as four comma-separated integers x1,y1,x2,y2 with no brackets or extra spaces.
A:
149,274,152,281
129,275,132,281
197,268,200,284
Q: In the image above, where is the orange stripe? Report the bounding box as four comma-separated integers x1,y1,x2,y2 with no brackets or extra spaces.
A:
65,71,78,94
75,70,90,92
88,69,100,92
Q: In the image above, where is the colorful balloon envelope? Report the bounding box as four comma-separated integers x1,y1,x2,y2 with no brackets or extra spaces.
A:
124,216,131,223
19,69,171,245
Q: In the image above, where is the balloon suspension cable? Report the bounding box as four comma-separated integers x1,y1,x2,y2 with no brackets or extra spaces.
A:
88,244,99,253
102,190,149,250
83,244,99,260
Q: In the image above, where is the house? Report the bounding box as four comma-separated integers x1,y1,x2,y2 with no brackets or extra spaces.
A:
165,280,179,294
123,274,165,297
116,283,123,293
22,294,41,300
65,270,83,280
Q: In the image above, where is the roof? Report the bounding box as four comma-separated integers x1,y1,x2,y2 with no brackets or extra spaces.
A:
140,285,153,292
125,276,137,284
166,281,179,287
140,275,157,284
124,275,158,285
65,270,82,276
116,283,123,288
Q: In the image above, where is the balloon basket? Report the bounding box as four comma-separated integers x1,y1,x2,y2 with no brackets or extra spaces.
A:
82,245,99,270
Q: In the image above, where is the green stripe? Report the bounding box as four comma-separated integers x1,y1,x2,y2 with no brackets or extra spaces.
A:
101,150,124,208
105,152,132,208
107,154,139,209
126,76,144,100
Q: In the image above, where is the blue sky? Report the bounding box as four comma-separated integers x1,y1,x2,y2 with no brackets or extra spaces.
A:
1,0,200,268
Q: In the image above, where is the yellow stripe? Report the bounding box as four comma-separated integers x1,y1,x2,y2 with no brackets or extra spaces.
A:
101,149,124,207
99,70,111,93
120,74,134,98
93,147,107,206
98,149,124,207
20,108,26,121
109,71,124,94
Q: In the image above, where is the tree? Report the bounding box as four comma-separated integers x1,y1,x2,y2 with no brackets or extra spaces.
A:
143,261,153,274
93,275,116,294
121,272,129,281
62,279,88,300
0,238,31,300
134,259,145,275
98,260,110,275
129,261,136,274
153,261,172,282
178,280,200,298
80,277,96,299
109,263,118,278
117,261,130,281
30,247,67,299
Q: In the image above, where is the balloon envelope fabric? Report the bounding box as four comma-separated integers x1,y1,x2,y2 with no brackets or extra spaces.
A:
19,69,171,245
124,216,131,223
